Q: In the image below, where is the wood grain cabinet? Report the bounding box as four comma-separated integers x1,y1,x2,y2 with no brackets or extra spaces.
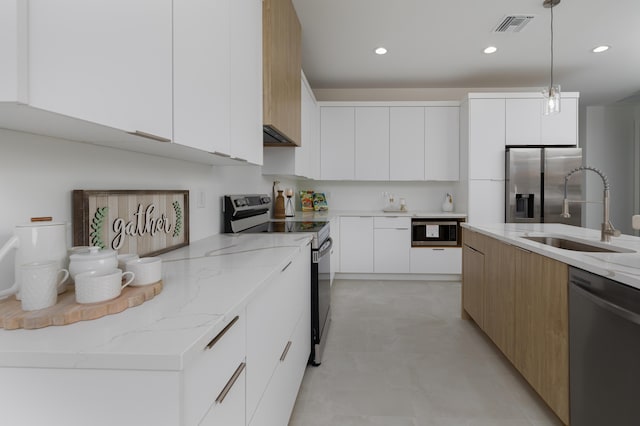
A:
515,249,569,425
263,0,302,146
461,228,569,425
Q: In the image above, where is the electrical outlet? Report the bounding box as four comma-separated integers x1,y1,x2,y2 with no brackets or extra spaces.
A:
632,215,640,230
197,189,206,209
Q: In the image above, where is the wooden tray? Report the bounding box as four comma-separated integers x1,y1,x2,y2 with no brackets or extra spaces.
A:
0,281,163,330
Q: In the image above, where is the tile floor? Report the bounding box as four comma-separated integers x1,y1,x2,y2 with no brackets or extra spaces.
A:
289,279,564,426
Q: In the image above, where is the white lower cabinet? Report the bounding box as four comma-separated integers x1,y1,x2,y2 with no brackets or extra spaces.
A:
200,365,246,426
339,217,374,273
373,217,410,273
246,245,311,425
330,216,340,284
184,314,246,426
410,247,462,274
249,303,310,426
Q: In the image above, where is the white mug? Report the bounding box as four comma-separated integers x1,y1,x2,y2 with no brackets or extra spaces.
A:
19,261,69,311
126,257,162,286
75,269,135,304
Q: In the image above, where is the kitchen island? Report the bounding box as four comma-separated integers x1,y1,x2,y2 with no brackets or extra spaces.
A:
461,222,640,425
0,232,313,426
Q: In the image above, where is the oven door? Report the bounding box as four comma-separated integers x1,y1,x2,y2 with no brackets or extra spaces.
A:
311,237,332,366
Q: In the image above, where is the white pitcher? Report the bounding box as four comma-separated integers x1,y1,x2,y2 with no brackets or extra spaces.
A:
0,221,68,299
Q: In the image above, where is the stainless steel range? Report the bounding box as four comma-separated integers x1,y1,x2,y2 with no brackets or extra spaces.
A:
223,194,332,366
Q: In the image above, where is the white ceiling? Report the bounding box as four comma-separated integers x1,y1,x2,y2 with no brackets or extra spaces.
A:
291,0,640,106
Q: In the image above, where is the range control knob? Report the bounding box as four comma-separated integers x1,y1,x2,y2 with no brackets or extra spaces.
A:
261,196,271,204
235,198,247,207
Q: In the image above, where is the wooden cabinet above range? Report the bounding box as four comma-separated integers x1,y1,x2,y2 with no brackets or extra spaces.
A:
263,0,302,147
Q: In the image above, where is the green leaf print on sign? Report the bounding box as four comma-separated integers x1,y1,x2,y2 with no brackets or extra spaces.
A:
89,206,108,249
173,201,183,237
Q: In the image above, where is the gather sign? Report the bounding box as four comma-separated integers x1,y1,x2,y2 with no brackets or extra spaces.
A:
73,190,189,256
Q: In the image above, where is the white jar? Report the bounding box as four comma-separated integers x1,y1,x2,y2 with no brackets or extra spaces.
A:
69,246,118,281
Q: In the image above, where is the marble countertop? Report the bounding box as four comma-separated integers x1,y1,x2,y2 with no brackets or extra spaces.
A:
462,223,640,290
0,233,312,371
279,210,467,222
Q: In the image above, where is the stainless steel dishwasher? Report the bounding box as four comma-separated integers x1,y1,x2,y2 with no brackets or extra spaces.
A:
569,266,640,425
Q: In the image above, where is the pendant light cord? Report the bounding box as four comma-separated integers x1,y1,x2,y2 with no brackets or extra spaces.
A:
549,3,555,92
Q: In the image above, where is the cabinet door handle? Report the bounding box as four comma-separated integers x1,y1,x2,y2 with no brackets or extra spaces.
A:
281,261,292,272
215,362,246,404
279,341,292,361
128,130,171,143
205,316,239,350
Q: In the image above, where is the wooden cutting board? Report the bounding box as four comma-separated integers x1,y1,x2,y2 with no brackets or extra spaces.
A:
0,281,163,330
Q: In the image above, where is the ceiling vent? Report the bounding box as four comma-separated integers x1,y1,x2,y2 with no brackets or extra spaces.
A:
493,15,535,33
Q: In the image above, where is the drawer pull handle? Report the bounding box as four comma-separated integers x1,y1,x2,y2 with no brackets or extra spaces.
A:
280,341,292,361
281,261,292,272
205,316,239,350
128,130,171,143
432,248,445,251
215,362,246,404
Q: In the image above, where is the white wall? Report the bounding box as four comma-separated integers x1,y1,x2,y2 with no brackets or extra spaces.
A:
584,105,637,234
302,180,464,212
0,129,292,290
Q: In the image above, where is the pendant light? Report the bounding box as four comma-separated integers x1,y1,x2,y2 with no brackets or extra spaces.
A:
542,0,560,115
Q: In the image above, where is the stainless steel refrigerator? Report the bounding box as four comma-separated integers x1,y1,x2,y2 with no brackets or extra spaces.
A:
505,147,583,226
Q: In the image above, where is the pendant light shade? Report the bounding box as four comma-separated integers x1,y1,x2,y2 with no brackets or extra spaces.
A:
542,0,561,115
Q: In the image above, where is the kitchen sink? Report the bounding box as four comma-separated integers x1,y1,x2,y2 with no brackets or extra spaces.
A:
521,235,635,253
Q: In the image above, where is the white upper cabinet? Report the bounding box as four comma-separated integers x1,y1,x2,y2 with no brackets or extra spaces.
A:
506,95,578,146
320,107,355,180
468,98,506,180
390,107,425,180
173,0,230,153
28,0,172,141
229,0,263,165
319,102,460,181
355,107,390,180
540,96,578,145
0,1,21,102
426,106,460,181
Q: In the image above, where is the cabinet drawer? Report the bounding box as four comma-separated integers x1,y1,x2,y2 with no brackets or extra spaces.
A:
200,363,246,426
184,314,246,426
374,216,410,229
246,247,310,421
249,307,310,426
410,247,462,274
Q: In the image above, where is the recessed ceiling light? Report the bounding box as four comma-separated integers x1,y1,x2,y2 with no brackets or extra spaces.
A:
592,45,610,53
484,46,498,54
374,47,387,55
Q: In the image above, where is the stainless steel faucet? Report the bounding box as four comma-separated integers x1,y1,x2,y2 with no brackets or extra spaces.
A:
561,166,620,242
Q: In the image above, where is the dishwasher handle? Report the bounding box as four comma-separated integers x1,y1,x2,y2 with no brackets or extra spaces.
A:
571,282,640,326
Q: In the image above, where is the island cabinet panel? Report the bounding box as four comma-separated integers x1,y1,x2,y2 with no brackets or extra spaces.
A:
462,229,485,326
514,250,569,425
482,237,516,362
461,228,569,425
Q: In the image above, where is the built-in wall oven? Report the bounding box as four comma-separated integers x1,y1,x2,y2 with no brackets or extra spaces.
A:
223,194,331,366
411,219,461,247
